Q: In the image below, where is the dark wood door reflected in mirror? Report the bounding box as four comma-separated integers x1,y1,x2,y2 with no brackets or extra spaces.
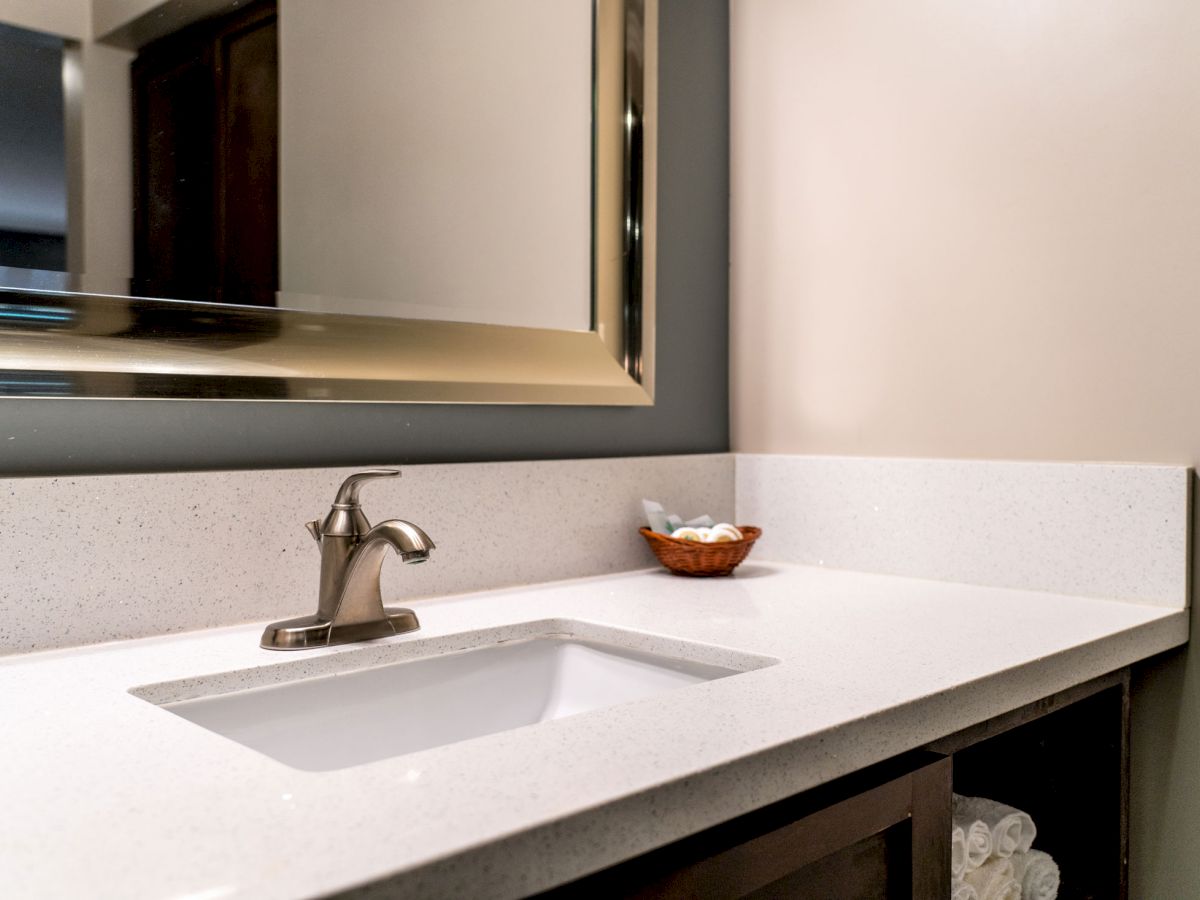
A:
132,0,279,308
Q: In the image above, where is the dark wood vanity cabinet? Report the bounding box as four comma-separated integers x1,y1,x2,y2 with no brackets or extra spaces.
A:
540,753,952,900
542,669,1130,899
932,670,1131,900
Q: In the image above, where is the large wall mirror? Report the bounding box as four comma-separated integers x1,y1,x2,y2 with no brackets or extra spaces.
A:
0,0,656,403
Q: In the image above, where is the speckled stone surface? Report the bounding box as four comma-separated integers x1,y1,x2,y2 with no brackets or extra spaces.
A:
0,565,1186,899
129,618,779,706
736,455,1190,607
0,453,733,655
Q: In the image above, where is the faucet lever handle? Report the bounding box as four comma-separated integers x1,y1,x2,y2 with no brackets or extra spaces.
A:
305,519,322,543
332,469,400,508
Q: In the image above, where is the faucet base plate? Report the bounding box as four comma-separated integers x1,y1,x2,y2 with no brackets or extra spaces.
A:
260,607,420,650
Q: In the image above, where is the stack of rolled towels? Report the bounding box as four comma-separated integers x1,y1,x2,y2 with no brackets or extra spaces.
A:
951,794,1060,900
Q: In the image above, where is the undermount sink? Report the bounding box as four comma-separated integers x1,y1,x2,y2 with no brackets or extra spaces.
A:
135,623,775,771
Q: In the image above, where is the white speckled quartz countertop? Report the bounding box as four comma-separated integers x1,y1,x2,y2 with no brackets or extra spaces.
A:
0,563,1187,900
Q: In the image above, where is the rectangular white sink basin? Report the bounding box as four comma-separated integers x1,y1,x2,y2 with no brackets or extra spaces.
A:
135,622,775,771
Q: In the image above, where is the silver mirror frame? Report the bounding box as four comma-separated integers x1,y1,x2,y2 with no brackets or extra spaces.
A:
0,0,655,405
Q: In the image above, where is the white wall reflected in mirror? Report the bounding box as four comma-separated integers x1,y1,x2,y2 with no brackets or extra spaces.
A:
279,0,593,331
0,0,595,333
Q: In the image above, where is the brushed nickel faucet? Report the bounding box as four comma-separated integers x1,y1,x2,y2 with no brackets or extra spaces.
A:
260,469,434,650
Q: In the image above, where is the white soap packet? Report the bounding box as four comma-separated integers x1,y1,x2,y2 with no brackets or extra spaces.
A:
642,499,671,535
644,500,726,536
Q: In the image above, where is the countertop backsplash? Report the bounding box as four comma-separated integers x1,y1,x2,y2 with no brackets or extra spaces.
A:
0,454,734,655
0,452,1188,656
737,455,1189,609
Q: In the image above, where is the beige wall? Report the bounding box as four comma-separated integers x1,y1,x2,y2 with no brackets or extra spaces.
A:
731,2,1200,896
78,40,132,282
0,0,89,40
731,0,1200,465
91,0,164,36
92,0,241,49
278,0,593,331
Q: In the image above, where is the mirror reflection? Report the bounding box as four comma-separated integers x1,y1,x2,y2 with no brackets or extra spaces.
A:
0,0,594,332
0,23,68,272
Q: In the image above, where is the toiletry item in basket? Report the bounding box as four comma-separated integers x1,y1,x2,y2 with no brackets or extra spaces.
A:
670,525,743,543
642,499,733,538
642,499,672,535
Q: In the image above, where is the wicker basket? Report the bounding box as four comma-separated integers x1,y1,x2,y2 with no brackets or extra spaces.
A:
638,526,762,577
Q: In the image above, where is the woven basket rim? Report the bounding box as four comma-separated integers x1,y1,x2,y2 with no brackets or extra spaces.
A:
638,525,761,547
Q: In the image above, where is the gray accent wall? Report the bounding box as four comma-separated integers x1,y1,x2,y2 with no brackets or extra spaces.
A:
0,24,67,239
0,0,729,476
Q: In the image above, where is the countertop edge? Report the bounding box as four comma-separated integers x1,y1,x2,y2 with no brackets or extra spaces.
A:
329,609,1188,899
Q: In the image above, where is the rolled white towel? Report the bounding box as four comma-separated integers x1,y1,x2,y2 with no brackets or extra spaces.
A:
952,877,979,900
951,814,992,871
952,825,968,880
1012,849,1061,900
963,857,1020,900
954,794,1036,858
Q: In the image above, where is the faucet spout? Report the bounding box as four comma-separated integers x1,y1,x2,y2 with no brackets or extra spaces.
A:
363,519,436,564
325,520,436,627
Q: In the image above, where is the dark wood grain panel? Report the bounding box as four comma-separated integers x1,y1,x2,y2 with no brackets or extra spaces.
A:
214,2,277,307
539,753,951,899
131,0,277,307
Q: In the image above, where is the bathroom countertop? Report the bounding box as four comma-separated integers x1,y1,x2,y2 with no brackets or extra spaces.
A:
0,563,1187,899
